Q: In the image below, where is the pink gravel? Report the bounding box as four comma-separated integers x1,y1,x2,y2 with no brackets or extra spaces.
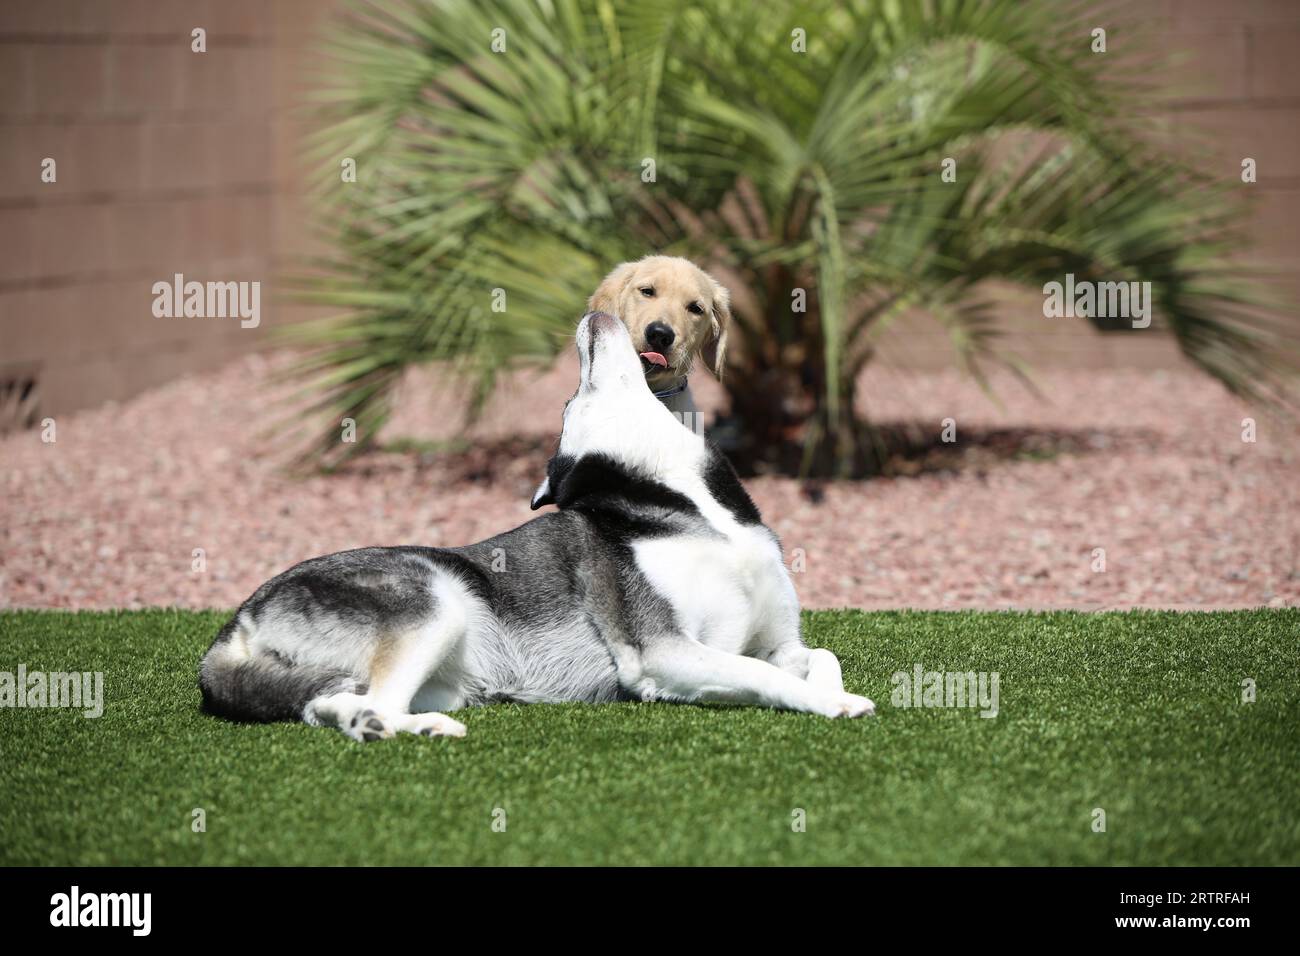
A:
1,351,1296,611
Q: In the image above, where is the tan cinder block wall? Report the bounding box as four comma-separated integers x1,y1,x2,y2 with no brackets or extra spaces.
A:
0,0,332,420
1,0,1297,419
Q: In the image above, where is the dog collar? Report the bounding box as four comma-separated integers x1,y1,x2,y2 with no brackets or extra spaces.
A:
652,377,689,400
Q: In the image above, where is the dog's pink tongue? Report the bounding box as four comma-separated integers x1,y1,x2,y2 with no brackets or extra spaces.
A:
639,351,668,368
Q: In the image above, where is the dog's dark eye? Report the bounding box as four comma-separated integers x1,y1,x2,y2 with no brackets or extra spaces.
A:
639,286,655,297
687,302,704,315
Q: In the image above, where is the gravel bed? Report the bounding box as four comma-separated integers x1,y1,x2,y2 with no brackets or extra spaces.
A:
2,352,1295,610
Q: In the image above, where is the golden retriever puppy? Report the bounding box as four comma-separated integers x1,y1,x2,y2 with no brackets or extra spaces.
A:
587,255,731,421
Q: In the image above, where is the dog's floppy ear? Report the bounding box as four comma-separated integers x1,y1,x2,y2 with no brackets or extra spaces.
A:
702,276,731,381
529,453,576,510
588,261,636,317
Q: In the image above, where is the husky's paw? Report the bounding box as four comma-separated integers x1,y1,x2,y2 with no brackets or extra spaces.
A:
347,708,396,743
821,693,876,719
401,712,468,739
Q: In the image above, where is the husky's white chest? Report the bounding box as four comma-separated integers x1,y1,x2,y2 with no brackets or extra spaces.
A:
632,527,797,655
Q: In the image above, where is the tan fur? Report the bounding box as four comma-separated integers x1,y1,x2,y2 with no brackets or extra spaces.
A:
366,625,441,708
367,635,400,690
587,255,731,390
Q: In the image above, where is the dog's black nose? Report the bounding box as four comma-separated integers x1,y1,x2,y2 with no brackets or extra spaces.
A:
645,322,675,352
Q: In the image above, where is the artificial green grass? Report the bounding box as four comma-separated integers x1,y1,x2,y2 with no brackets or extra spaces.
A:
1,609,1296,866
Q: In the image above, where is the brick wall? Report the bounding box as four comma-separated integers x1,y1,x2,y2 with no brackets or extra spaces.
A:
1,1,1297,421
0,0,328,422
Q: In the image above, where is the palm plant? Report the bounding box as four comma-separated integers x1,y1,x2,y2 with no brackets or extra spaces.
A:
287,0,1295,474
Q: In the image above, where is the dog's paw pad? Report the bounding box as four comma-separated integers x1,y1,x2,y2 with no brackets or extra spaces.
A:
410,714,467,738
347,709,395,742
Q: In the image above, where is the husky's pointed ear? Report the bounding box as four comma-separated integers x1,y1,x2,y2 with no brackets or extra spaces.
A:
529,475,554,510
531,453,575,510
702,275,731,381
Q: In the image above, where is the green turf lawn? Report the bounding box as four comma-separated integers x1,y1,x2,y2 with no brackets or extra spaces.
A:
1,609,1296,866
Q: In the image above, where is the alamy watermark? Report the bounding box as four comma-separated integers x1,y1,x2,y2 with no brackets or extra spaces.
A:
891,664,999,717
151,273,261,328
1,665,103,718
50,886,150,936
1043,273,1151,328
672,410,705,435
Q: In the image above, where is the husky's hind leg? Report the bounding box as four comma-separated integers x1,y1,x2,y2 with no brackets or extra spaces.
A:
305,577,472,742
305,694,466,742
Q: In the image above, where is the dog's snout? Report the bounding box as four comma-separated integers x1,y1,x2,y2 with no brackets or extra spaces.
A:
644,321,675,352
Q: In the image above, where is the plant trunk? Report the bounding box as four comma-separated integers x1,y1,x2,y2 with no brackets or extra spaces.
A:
719,297,872,478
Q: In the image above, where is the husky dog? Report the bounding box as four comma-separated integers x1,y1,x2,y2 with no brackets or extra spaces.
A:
198,312,874,741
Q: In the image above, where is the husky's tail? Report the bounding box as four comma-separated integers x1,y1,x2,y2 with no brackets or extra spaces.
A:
198,617,356,723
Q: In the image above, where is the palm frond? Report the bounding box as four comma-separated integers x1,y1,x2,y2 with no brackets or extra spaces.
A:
283,0,1296,469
